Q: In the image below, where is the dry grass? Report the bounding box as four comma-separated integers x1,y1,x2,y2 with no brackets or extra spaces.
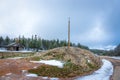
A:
28,47,101,78
30,47,101,66
0,52,35,59
28,61,99,78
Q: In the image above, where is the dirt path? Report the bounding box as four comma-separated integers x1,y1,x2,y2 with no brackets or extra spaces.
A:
0,59,45,80
101,56,120,80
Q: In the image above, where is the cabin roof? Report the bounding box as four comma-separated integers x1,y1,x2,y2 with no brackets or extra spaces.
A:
7,42,24,48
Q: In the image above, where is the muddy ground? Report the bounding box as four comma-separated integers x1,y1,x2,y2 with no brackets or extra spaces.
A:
0,56,119,80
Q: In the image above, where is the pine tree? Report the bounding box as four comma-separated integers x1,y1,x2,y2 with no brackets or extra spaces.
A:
5,36,10,45
0,36,4,46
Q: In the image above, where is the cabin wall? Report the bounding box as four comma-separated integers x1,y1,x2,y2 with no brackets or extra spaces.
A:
7,46,24,51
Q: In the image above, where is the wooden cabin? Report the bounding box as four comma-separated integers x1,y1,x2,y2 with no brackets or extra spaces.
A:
6,42,24,51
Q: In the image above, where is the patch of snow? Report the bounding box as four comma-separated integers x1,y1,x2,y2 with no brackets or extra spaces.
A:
22,70,27,73
26,74,38,77
50,78,59,80
110,56,120,60
0,48,33,52
22,70,27,75
6,73,12,75
7,57,23,59
17,50,33,52
30,60,64,68
75,59,113,80
42,77,59,80
42,77,48,79
0,48,7,52
87,59,91,63
33,66,37,69
7,50,33,53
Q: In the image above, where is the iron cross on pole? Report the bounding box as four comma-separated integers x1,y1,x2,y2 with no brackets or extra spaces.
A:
68,17,70,49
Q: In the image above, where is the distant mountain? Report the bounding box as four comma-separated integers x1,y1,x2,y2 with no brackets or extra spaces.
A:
91,44,120,56
90,45,116,51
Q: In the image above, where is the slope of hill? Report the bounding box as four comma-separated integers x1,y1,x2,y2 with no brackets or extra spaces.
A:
28,47,101,78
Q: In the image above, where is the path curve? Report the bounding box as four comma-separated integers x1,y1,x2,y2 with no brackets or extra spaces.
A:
101,56,120,80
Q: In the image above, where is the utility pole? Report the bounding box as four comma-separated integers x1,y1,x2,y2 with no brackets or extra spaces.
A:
68,17,70,49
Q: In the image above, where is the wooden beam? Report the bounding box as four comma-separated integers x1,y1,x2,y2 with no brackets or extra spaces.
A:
68,17,70,49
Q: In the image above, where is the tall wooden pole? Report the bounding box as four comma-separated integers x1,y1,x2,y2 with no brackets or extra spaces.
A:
68,17,70,49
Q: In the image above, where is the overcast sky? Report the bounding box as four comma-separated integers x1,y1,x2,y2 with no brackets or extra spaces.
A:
0,0,120,49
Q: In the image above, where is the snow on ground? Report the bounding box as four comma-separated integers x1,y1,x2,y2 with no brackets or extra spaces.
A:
30,60,64,68
42,77,59,80
16,50,33,52
75,59,113,80
0,48,33,52
7,57,23,59
110,56,120,60
29,59,113,80
0,48,7,52
26,73,38,77
6,73,12,76
6,50,33,53
26,73,59,80
0,50,32,52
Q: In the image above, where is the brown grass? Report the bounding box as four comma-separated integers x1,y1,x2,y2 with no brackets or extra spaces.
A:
28,47,101,78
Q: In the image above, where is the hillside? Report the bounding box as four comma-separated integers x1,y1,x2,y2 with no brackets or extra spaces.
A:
28,47,101,78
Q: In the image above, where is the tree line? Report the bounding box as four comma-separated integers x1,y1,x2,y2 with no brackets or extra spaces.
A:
106,44,120,56
0,35,89,51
